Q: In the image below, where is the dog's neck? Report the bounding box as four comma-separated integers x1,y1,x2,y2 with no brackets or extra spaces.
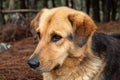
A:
43,51,104,80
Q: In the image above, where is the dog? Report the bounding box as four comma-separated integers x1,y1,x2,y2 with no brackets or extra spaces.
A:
28,7,120,80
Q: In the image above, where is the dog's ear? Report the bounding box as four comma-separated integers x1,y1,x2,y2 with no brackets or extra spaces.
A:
31,11,41,29
31,9,48,29
68,12,97,47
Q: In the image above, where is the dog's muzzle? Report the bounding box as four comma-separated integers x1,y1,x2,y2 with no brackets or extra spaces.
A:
28,58,40,69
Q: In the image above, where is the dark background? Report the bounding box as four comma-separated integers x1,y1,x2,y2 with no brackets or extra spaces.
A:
0,0,120,24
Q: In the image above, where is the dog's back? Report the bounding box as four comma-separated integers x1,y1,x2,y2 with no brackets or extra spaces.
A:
92,32,120,80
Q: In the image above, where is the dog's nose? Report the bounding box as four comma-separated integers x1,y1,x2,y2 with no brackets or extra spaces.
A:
28,58,40,69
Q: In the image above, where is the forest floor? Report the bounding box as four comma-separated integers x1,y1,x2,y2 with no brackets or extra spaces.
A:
0,21,120,80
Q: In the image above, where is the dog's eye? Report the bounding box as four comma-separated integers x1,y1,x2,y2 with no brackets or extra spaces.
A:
36,32,41,39
51,34,62,42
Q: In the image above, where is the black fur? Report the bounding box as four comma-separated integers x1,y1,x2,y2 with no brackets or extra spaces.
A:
92,32,120,80
67,33,73,41
110,33,120,39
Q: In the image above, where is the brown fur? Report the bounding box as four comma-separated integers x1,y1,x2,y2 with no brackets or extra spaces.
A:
29,7,104,80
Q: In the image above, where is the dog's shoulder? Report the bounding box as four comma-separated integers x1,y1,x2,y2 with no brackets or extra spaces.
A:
92,32,120,80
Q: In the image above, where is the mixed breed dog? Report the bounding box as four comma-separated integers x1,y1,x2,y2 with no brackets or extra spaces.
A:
28,7,120,80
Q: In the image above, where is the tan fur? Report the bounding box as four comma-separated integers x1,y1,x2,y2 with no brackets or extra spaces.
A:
29,7,104,80
43,36,104,80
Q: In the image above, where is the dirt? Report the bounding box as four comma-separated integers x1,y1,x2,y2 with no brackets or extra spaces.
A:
0,21,120,80
0,37,43,80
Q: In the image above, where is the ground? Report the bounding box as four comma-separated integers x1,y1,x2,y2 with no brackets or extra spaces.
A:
0,21,120,80
0,37,43,80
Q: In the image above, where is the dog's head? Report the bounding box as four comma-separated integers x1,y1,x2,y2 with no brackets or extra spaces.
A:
28,7,97,72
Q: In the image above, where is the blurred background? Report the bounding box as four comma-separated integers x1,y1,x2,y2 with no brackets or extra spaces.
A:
0,0,120,80
0,0,120,24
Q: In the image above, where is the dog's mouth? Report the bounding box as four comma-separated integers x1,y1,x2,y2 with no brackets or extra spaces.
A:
35,64,61,73
53,64,61,71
